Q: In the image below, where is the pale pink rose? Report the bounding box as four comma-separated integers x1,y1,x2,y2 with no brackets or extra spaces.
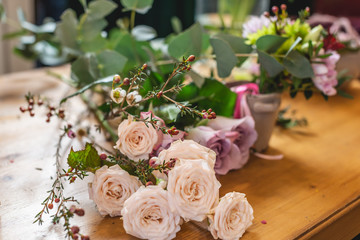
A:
207,116,257,161
157,140,216,169
116,115,158,161
311,51,340,96
121,186,182,240
187,126,247,175
167,159,221,221
208,192,254,240
140,111,165,150
88,165,142,217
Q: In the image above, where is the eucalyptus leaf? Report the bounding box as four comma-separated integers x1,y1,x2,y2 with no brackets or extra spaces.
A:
187,69,205,88
17,8,56,33
283,50,314,78
120,0,154,14
55,9,78,49
87,0,117,20
97,50,127,76
257,50,284,77
71,54,100,86
210,37,237,78
256,35,287,53
81,18,107,40
168,22,203,59
67,143,101,172
131,25,157,41
155,104,181,124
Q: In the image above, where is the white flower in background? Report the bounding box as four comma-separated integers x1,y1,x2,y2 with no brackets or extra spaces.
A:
122,186,182,240
88,165,142,217
242,15,271,38
111,87,126,104
157,140,216,169
167,159,221,221
116,115,158,161
126,90,142,105
208,192,254,240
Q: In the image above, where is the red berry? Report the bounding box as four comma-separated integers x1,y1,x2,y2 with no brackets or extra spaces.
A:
187,55,195,62
75,208,85,216
123,77,130,85
173,130,179,135
49,106,55,111
99,153,107,160
47,112,52,118
48,203,53,209
30,112,35,117
272,6,279,14
46,118,50,123
71,226,80,234
207,108,212,113
142,63,148,70
280,4,287,11
58,109,64,114
167,129,172,134
72,234,79,240
28,99,34,105
81,236,90,240
28,105,33,111
156,91,163,99
37,99,43,106
19,106,26,112
54,198,60,203
187,65,191,71
113,74,121,83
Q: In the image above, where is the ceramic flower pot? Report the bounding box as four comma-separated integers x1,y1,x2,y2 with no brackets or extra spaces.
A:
246,93,281,152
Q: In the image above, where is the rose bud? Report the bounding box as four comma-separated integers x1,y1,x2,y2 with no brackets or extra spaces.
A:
123,77,130,85
272,6,279,14
281,4,287,11
99,153,107,160
142,63,148,70
19,106,26,112
113,74,121,83
305,6,310,12
187,55,195,62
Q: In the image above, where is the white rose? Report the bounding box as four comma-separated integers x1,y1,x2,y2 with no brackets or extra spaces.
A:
111,87,126,104
208,192,254,240
167,159,221,221
116,115,158,161
88,165,142,217
122,186,182,240
158,140,216,169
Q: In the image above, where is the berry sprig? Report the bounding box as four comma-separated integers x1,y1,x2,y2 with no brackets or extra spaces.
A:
19,92,66,122
201,108,217,119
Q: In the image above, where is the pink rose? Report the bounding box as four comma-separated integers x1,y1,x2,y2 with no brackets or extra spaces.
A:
116,115,159,161
311,51,340,96
187,126,245,175
207,116,257,161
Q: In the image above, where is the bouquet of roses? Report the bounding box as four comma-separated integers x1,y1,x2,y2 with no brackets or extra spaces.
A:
22,56,256,240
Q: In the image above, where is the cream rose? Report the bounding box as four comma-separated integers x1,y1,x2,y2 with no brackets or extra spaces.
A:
167,159,221,221
88,165,142,217
121,186,181,240
208,192,254,240
116,115,158,161
157,140,216,169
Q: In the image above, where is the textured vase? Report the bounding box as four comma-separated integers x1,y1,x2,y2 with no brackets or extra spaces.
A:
246,93,281,152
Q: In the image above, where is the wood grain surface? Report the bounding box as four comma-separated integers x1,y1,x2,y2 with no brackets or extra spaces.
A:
1,66,360,240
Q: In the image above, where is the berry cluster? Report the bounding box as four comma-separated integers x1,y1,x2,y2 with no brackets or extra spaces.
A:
167,126,180,136
202,108,217,119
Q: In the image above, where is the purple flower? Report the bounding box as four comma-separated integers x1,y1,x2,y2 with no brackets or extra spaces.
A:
311,51,340,96
187,126,243,175
242,15,271,38
207,116,257,161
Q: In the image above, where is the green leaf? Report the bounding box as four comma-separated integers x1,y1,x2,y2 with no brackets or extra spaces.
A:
168,22,203,60
308,40,313,59
67,143,101,172
2,29,27,40
213,33,252,66
283,50,314,78
304,89,313,99
55,9,78,49
337,89,354,99
187,69,205,88
155,104,181,124
60,75,113,104
257,50,284,77
120,0,154,14
71,54,100,86
131,25,157,41
80,34,107,52
97,50,127,77
79,0,87,10
87,0,117,20
81,18,107,40
171,16,182,34
256,35,288,53
0,1,6,22
285,36,302,57
210,37,237,78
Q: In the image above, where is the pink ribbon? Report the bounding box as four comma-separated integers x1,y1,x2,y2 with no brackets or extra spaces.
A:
232,83,259,119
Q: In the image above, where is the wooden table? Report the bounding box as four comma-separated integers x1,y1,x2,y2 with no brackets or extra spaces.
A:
1,67,360,240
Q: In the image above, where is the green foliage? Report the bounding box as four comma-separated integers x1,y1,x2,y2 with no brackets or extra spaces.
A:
71,54,100,86
120,0,154,14
97,50,127,76
55,9,78,50
168,23,203,59
257,50,284,77
0,1,6,22
176,78,237,117
210,37,237,78
86,0,117,20
67,143,102,172
155,104,181,124
256,35,288,53
283,50,314,78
